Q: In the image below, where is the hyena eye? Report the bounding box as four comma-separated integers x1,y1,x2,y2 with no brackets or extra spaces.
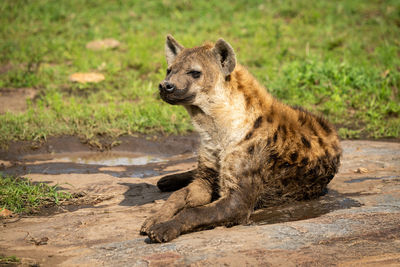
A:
187,70,201,79
166,68,172,75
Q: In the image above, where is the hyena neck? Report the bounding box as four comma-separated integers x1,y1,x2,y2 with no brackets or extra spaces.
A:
187,64,274,146
185,105,219,144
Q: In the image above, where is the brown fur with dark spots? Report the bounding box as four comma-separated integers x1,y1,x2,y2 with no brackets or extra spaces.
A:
141,35,342,243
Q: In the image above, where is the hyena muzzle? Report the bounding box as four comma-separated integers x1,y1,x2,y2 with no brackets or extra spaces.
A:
140,35,342,243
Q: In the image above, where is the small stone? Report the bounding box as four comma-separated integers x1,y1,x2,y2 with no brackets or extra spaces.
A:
0,208,13,217
0,160,12,169
86,39,120,51
29,236,49,246
354,167,368,174
36,237,49,246
69,73,105,83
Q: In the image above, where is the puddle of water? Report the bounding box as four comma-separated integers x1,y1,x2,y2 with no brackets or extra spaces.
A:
5,151,195,179
129,170,164,178
57,155,163,166
24,152,166,166
250,192,362,225
108,169,169,179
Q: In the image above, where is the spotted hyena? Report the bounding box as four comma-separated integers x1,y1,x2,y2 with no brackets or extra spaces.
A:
140,35,341,242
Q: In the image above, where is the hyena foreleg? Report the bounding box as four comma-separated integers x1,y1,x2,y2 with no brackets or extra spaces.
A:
147,190,252,242
146,149,263,242
140,176,214,235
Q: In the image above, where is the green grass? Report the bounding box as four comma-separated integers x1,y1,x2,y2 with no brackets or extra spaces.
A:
0,255,20,265
0,0,399,146
0,174,72,214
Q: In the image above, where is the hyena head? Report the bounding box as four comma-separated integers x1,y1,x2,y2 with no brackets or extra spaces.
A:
158,35,236,105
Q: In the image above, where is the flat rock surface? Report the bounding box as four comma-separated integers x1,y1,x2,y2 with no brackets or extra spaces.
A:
0,140,399,266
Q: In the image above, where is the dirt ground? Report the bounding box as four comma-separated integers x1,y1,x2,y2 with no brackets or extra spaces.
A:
0,136,399,266
0,88,37,114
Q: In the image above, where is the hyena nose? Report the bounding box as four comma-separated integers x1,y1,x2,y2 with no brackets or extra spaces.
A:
164,82,176,93
159,81,176,93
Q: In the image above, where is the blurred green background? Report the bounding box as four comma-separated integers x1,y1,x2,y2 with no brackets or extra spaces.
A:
0,0,399,148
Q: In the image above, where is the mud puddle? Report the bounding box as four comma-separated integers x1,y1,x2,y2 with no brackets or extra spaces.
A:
2,151,195,179
251,191,362,225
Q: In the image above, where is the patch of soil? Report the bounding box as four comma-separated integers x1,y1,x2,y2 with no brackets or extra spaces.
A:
0,62,14,74
0,192,110,223
33,192,113,217
0,88,37,114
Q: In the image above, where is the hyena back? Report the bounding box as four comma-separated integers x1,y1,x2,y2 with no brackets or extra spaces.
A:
141,35,341,242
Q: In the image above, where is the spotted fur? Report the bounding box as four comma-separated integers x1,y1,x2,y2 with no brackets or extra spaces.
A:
142,35,342,243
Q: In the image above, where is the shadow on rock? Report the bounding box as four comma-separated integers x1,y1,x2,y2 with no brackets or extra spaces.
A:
118,182,171,206
251,189,362,225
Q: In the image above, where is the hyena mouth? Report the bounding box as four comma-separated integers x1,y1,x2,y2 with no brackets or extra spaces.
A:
160,88,194,105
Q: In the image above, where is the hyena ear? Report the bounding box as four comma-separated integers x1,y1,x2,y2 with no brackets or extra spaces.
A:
212,38,236,76
165,34,184,66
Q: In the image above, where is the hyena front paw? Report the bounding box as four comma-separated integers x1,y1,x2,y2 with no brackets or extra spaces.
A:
140,216,161,235
147,220,182,243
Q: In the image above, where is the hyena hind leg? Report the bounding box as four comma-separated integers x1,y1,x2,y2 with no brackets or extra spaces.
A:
157,170,195,192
